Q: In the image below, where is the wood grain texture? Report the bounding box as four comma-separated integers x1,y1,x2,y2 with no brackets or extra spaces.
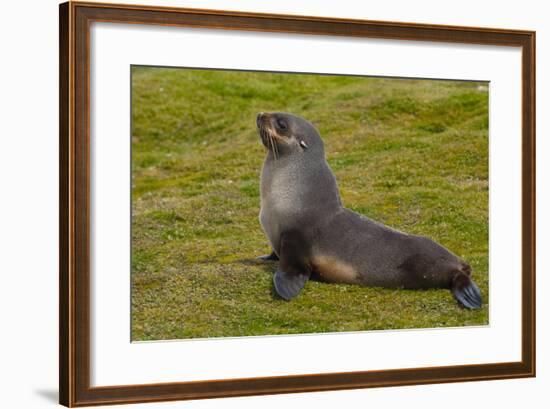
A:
59,2,70,406
59,2,536,407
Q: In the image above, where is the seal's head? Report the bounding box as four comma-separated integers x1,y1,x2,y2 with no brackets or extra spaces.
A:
256,112,324,158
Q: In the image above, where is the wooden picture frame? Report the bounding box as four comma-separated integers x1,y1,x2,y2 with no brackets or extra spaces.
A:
59,1,536,406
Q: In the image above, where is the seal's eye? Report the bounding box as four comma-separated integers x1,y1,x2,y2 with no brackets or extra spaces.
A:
276,118,288,131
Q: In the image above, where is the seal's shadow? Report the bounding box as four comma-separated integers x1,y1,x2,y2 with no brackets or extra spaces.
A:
235,258,277,274
235,258,286,300
234,258,332,301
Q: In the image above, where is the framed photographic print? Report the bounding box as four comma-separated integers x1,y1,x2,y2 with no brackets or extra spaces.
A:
59,1,536,407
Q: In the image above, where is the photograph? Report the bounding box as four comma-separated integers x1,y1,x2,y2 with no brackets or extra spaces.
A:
131,66,489,341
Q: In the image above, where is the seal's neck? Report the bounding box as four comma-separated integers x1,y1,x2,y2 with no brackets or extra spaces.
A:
260,151,342,214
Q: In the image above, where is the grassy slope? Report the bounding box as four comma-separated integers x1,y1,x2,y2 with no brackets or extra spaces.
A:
131,66,489,341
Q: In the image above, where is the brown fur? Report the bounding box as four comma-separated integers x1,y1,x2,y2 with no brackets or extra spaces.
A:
311,255,359,284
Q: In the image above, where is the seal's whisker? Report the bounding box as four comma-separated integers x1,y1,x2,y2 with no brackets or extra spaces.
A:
260,124,271,150
273,134,279,160
267,131,272,153
270,134,278,160
272,134,279,160
264,124,276,160
259,121,279,160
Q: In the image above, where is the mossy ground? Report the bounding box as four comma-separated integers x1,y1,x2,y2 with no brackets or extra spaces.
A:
131,66,489,341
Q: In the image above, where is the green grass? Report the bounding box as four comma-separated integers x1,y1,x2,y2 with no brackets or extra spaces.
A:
131,66,489,341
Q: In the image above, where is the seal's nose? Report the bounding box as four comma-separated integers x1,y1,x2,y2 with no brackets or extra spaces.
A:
256,112,264,128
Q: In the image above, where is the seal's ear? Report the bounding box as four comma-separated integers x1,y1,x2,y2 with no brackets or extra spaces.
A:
299,140,308,150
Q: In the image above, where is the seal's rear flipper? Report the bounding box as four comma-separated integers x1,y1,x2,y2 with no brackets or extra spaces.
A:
257,251,279,261
452,273,482,309
274,269,309,300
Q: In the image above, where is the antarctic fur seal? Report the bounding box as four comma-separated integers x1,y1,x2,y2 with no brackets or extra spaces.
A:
256,112,482,309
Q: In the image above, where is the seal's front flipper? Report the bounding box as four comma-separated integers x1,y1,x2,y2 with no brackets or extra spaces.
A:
274,269,309,300
257,251,279,262
452,273,483,309
272,230,311,301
